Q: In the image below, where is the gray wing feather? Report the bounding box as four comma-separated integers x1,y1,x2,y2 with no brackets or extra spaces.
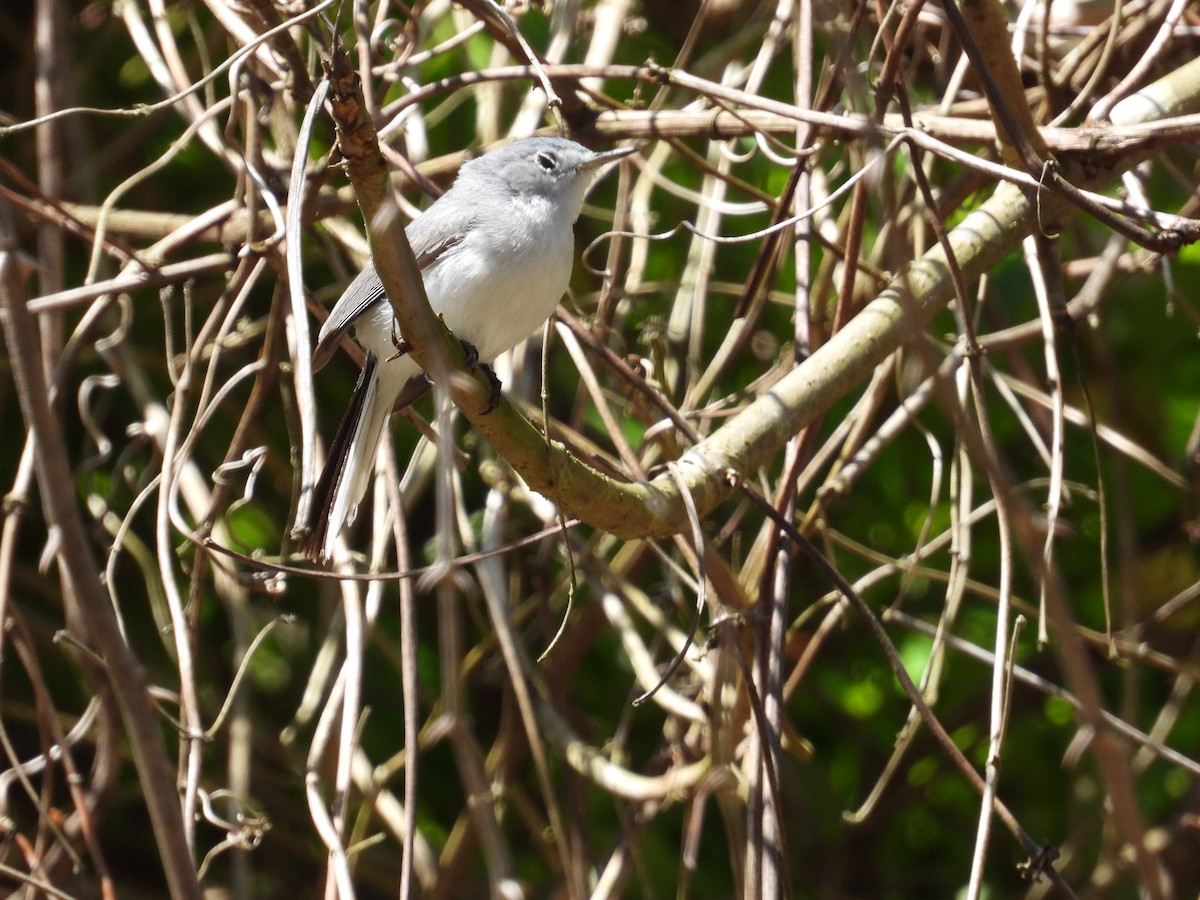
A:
312,265,386,371
312,193,475,371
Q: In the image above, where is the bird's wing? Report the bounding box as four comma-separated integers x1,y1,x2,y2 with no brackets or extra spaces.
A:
312,265,386,371
311,199,474,371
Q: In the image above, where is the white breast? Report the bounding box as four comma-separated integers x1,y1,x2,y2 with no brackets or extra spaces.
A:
422,193,574,363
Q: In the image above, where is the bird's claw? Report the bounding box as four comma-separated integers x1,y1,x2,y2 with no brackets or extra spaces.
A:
459,337,480,369
459,339,503,413
388,322,411,362
479,363,502,413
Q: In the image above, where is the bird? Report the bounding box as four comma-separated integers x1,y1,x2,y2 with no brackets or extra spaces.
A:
300,136,635,561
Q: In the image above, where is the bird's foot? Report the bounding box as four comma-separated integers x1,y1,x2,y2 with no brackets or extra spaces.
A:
459,339,503,413
387,322,412,362
459,337,480,369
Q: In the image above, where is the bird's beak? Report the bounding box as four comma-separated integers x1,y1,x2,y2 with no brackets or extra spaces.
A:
578,144,639,171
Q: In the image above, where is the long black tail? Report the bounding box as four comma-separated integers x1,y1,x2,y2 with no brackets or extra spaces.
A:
298,354,378,561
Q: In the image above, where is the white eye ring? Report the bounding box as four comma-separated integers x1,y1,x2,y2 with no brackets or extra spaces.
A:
535,151,557,171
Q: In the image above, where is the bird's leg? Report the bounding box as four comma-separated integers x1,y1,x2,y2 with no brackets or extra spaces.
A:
458,337,479,368
387,320,412,362
458,338,503,414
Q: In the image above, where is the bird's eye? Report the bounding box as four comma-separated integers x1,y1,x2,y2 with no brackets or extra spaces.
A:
535,151,557,171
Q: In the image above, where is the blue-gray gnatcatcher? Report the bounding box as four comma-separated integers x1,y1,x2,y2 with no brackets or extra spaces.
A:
301,136,635,560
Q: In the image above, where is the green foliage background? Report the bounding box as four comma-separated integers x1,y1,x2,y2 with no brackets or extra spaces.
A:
1,0,1199,898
